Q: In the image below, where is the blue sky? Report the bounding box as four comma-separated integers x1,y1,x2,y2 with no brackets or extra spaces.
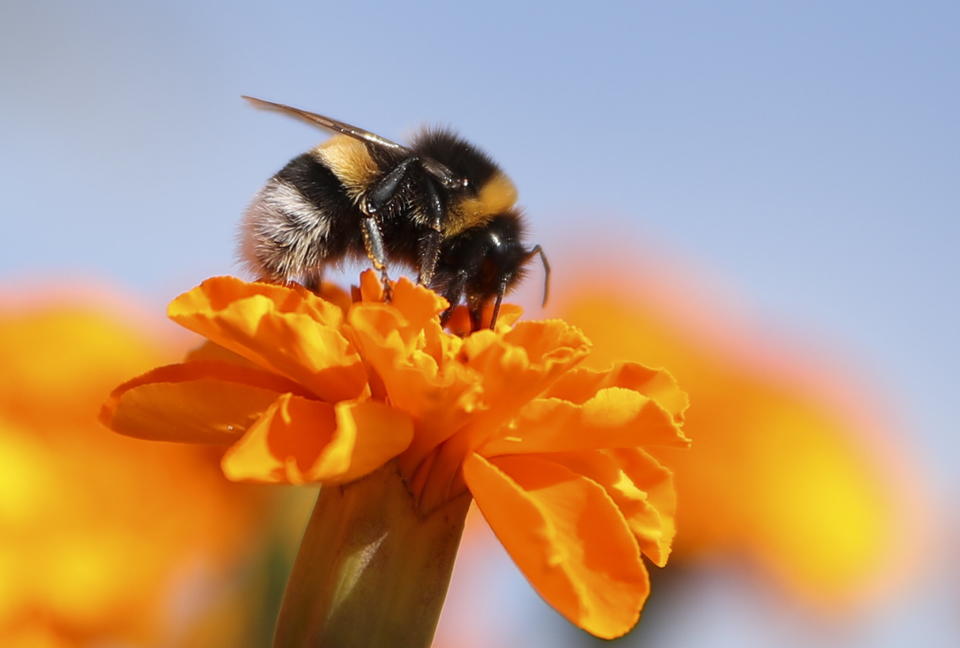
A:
2,2,957,646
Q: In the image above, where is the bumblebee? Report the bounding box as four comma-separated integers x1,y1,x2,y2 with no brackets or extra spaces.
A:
239,97,549,328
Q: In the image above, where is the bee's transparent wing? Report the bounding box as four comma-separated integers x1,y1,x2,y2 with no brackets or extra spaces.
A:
243,95,411,155
242,96,466,190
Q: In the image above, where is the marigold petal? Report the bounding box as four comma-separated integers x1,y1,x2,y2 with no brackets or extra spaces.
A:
346,277,449,356
168,277,367,401
390,277,450,332
347,294,480,481
444,305,473,337
501,320,590,364
357,269,385,302
481,386,689,457
414,321,595,510
546,363,689,422
463,453,648,639
222,394,413,485
545,449,676,566
613,448,676,566
457,320,592,437
178,275,343,323
445,302,523,336
316,281,354,314
183,340,258,367
100,361,304,443
558,282,922,603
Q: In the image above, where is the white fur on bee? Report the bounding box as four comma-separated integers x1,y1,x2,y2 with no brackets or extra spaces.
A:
239,178,332,281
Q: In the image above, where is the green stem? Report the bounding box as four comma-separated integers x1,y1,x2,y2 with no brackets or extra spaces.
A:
273,461,471,648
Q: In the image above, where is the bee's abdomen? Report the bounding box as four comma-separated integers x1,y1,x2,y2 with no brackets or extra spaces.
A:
240,153,359,281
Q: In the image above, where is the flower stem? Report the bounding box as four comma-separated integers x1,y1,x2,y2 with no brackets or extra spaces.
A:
273,461,470,648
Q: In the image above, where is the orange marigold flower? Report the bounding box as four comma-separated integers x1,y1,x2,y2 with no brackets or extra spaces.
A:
554,264,927,609
0,299,275,647
101,271,690,639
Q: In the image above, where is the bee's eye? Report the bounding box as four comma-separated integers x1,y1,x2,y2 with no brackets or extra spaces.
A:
460,177,471,190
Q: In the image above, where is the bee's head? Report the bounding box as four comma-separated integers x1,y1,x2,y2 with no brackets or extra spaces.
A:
434,212,550,329
464,213,528,300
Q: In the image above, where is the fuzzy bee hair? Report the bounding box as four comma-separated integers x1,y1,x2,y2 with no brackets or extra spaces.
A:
239,97,548,326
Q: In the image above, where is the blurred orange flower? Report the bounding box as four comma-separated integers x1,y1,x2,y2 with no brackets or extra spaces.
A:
554,261,922,608
0,297,273,647
101,272,691,638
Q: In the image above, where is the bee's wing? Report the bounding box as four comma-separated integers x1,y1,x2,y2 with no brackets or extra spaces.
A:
243,96,467,190
242,95,412,155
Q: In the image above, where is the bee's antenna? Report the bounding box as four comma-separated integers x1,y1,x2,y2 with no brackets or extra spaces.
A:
526,245,551,307
490,277,508,329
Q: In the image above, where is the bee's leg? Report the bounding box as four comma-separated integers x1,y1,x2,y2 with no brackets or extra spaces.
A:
489,276,509,329
361,156,420,216
439,271,468,326
360,214,392,300
417,177,444,286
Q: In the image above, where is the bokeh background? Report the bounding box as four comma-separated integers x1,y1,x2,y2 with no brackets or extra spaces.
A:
1,1,957,646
